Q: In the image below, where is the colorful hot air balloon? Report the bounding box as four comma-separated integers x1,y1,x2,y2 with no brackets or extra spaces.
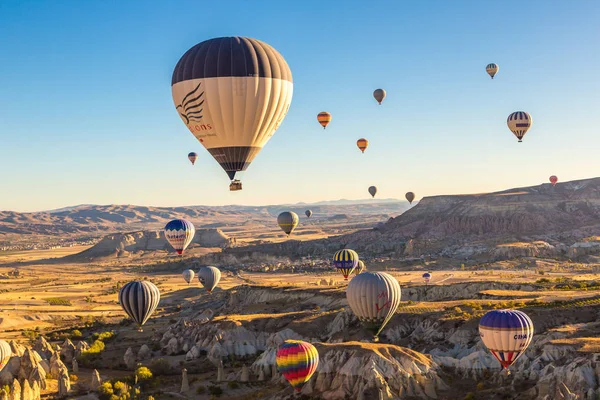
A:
422,272,432,284
164,219,195,255
507,112,532,142
276,340,319,392
198,266,221,293
373,89,386,105
317,112,331,129
0,340,11,371
486,63,499,79
368,186,377,198
187,152,198,165
305,210,312,218
172,37,293,189
479,309,534,371
119,280,161,331
332,249,359,280
182,269,195,285
357,138,369,153
346,272,401,341
549,175,558,186
278,211,299,236
405,192,415,204
354,260,365,275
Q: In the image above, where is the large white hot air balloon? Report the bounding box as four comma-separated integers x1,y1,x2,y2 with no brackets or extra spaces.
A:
172,37,293,190
198,266,221,293
118,280,161,331
182,269,195,285
346,272,401,341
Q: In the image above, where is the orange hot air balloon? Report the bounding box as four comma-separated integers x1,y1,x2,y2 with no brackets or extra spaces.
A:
317,112,331,129
357,138,368,153
549,176,558,186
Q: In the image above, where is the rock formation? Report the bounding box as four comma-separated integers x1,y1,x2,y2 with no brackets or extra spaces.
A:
90,369,102,390
124,347,136,369
180,368,189,392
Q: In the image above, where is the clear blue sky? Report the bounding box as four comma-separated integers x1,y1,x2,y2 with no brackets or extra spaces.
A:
0,0,598,212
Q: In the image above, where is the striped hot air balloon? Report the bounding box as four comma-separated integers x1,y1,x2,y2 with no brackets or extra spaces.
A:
119,281,161,331
346,272,401,341
479,310,534,371
353,260,365,275
198,266,221,293
486,63,499,79
422,272,432,284
276,340,319,392
507,112,532,142
357,138,369,153
278,211,299,236
182,269,195,285
549,175,558,186
332,249,359,280
0,340,12,371
317,112,331,129
373,89,386,104
164,219,195,255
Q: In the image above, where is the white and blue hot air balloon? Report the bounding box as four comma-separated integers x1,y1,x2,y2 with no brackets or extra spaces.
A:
422,272,432,284
118,280,161,332
164,219,195,255
479,309,534,371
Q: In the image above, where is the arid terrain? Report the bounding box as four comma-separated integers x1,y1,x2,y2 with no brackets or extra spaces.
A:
2,179,600,399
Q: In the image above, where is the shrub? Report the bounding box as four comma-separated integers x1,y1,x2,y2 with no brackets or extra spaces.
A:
464,393,475,400
70,374,78,382
477,382,484,390
97,382,113,400
71,329,83,338
135,366,153,381
149,358,172,376
92,331,115,342
208,385,223,396
227,381,239,389
113,381,128,395
45,297,72,306
197,386,206,394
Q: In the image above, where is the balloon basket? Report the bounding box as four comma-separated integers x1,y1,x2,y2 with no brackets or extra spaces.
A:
229,180,243,191
137,327,144,333
372,336,380,343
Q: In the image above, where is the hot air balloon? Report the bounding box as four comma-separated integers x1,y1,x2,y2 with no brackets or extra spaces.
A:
305,210,312,218
278,211,299,236
373,89,386,105
198,266,221,293
507,112,532,142
332,249,359,280
317,112,331,129
0,340,11,371
354,260,365,275
357,138,369,153
368,186,377,198
346,272,401,341
182,269,195,285
172,37,293,190
119,280,161,331
405,192,415,204
423,272,432,284
549,175,558,186
164,219,195,255
276,340,319,392
486,63,499,79
187,152,198,165
479,309,534,372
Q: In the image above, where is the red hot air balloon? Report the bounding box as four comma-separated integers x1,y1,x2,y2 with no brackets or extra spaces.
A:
549,176,558,186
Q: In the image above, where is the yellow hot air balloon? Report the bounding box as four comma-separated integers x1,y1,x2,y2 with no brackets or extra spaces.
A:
357,138,368,153
373,89,386,105
507,112,532,142
172,37,293,190
317,112,331,129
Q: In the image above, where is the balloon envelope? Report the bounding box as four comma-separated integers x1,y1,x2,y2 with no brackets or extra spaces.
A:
549,175,558,186
317,112,331,129
354,260,365,275
182,269,195,284
119,280,161,329
479,309,534,369
164,219,195,255
346,272,401,341
507,112,532,142
198,266,221,293
422,272,431,283
368,186,377,198
305,210,312,218
278,211,299,236
486,63,499,79
357,138,369,153
188,152,198,165
405,192,415,204
373,89,386,104
332,249,359,279
172,37,293,182
0,340,11,371
276,340,319,392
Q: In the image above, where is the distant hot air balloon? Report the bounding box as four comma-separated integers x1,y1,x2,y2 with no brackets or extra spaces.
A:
182,269,195,285
346,272,401,341
479,309,534,371
187,152,198,165
172,37,293,190
423,272,432,284
368,186,377,198
357,138,369,153
164,219,195,255
305,210,312,218
373,89,386,105
332,249,359,280
486,63,499,79
278,211,299,236
317,112,331,129
0,340,11,371
119,280,161,331
405,192,415,204
276,340,319,392
354,260,365,275
549,175,558,186
198,266,221,293
507,112,532,142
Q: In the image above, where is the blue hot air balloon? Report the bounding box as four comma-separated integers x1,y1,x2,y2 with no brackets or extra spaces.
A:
164,219,195,255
